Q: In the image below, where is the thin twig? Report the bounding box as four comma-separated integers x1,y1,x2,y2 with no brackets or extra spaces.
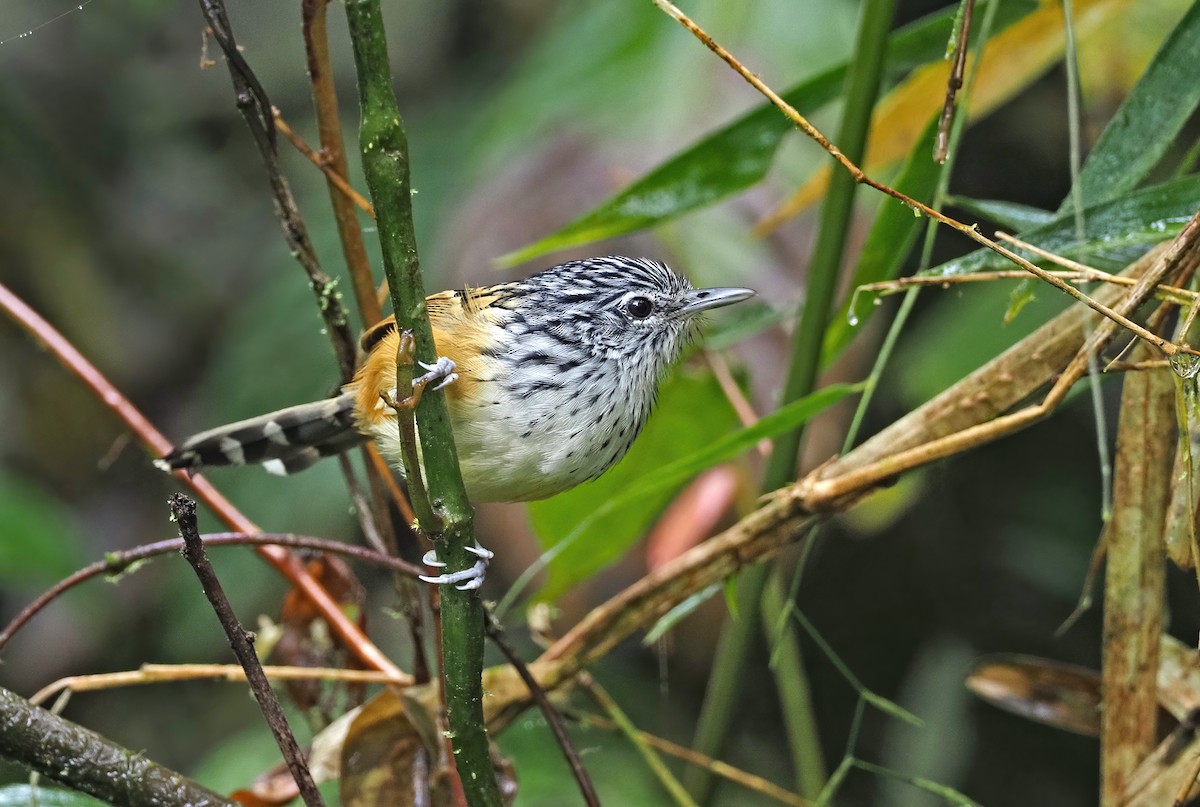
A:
935,0,973,163
995,231,1119,275
171,494,326,807
651,0,1200,360
861,269,1200,306
388,331,433,521
31,663,398,707
298,0,382,329
198,0,357,381
1106,360,1171,373
0,531,422,659
484,609,600,807
705,349,769,457
337,453,389,555
274,110,377,220
0,280,405,680
582,674,698,807
570,711,812,806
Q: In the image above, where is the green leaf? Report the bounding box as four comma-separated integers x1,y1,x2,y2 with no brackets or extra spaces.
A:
500,70,843,266
0,786,106,807
852,761,981,807
1004,279,1037,324
0,472,84,582
824,115,943,362
509,379,862,607
500,0,1040,265
642,582,723,645
926,174,1200,277
1061,1,1200,210
947,196,1056,232
863,691,924,728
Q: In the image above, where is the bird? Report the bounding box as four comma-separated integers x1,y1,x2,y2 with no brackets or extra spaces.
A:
159,256,754,586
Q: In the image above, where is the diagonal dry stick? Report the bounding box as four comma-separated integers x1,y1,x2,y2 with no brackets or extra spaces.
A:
862,270,1200,307
172,494,326,807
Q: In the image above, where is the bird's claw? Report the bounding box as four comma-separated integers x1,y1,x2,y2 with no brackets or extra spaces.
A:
419,542,493,591
380,356,458,413
415,357,458,391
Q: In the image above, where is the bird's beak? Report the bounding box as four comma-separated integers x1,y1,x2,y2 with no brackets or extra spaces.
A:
680,286,756,316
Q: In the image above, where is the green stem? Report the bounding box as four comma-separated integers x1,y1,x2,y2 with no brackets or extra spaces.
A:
687,0,896,801
342,2,498,804
762,575,827,794
587,678,697,807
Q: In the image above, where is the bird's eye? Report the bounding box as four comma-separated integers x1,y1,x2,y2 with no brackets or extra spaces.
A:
626,296,654,319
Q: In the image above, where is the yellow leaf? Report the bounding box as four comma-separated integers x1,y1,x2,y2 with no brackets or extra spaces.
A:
757,0,1137,232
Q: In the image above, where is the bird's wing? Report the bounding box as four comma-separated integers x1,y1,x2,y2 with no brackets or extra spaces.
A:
350,286,512,422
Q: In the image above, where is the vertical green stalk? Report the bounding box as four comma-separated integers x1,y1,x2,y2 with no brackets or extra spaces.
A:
342,2,500,805
686,0,897,801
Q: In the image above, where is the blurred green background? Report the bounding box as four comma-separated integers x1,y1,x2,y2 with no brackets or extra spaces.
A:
2,0,1197,804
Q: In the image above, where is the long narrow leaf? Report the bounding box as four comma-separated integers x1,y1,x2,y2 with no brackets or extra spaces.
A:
926,174,1200,277
947,196,1057,232
500,0,1039,265
1060,0,1200,210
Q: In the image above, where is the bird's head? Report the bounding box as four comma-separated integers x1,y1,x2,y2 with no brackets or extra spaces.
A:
511,256,754,374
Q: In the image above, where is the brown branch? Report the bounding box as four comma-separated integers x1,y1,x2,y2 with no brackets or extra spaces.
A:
274,111,377,221
299,0,381,327
171,494,326,807
0,531,424,659
0,279,407,680
0,685,236,807
366,442,419,524
483,609,600,807
935,0,974,163
652,0,1200,360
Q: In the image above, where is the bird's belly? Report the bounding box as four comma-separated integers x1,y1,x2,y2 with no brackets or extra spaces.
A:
451,389,640,501
365,367,652,503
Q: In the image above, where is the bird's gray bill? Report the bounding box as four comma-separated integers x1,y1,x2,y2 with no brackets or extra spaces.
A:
681,287,756,315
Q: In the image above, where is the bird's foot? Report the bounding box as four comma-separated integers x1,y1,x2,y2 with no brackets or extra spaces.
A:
414,357,459,392
419,542,494,591
380,356,458,412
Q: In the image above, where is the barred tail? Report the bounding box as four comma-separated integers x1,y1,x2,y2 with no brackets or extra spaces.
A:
156,392,366,476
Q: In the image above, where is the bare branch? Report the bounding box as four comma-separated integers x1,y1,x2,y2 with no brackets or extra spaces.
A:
172,494,326,807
